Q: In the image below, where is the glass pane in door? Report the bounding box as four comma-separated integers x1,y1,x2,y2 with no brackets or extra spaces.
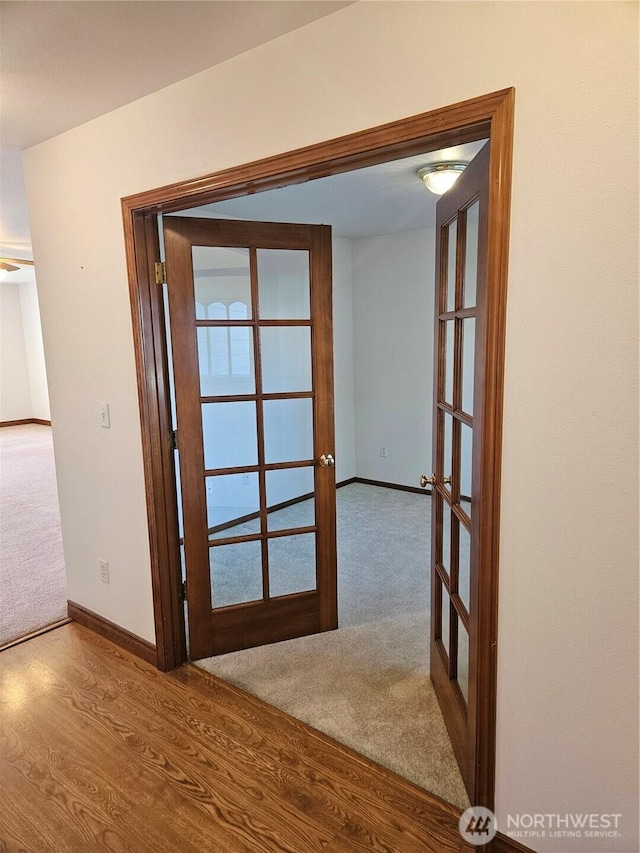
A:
463,201,479,309
266,467,315,531
459,522,471,614
206,472,260,534
210,540,263,609
442,410,453,494
260,327,312,393
257,249,310,319
197,326,255,396
444,320,455,405
460,423,473,517
445,219,457,312
192,246,252,316
461,318,475,417
439,579,450,658
269,533,317,597
439,496,452,579
202,402,258,470
457,622,469,704
263,398,314,464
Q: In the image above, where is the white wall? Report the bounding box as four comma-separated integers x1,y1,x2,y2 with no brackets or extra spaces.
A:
0,276,51,423
0,281,32,420
23,3,638,850
332,236,356,484
19,280,50,421
352,228,434,488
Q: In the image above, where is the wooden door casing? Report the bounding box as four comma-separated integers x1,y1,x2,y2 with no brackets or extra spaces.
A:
123,89,514,811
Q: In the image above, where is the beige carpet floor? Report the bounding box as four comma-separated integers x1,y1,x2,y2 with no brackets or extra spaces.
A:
197,483,470,810
0,424,67,646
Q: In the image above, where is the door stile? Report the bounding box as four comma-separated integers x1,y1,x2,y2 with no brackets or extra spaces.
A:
310,225,337,631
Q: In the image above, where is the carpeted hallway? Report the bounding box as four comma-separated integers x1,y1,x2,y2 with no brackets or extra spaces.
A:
0,424,67,646
196,482,470,810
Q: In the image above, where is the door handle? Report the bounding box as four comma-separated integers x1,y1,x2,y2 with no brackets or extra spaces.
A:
319,453,335,468
420,473,452,488
420,473,436,488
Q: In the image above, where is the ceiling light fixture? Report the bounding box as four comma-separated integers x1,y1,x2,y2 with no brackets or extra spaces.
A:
417,163,466,196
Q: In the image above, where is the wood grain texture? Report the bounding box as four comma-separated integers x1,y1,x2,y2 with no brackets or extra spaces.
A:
121,91,509,214
493,833,536,853
0,618,72,653
0,623,479,853
67,601,156,665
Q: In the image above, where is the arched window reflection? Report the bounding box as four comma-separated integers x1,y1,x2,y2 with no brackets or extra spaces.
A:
198,300,251,378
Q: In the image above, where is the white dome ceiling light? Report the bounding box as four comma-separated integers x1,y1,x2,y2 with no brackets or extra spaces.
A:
417,163,467,196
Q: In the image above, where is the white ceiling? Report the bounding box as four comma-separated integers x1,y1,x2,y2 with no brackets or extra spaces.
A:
0,0,353,260
175,141,488,239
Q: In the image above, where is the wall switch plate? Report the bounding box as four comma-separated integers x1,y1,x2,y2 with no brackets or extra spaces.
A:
99,559,110,584
380,445,388,458
242,474,251,485
99,403,110,428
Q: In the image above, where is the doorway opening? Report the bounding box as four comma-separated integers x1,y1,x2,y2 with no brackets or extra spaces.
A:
0,263,68,649
122,88,514,811
159,137,487,808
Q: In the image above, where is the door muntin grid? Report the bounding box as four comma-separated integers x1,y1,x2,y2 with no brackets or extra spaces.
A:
191,245,318,610
435,198,480,709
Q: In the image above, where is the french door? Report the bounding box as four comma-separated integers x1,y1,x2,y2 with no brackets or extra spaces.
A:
163,216,337,661
428,142,490,798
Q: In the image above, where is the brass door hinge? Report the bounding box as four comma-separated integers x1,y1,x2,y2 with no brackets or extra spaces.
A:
154,261,166,284
169,430,178,451
179,581,187,602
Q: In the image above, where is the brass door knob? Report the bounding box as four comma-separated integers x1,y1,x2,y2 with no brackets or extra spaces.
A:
420,474,437,488
319,453,335,468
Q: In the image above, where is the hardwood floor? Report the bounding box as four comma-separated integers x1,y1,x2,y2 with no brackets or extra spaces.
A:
0,624,472,852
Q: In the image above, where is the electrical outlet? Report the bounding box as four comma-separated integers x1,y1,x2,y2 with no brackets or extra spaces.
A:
98,403,110,429
99,559,110,584
380,445,388,458
242,474,251,485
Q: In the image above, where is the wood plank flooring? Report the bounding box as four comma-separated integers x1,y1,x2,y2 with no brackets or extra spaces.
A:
0,624,472,852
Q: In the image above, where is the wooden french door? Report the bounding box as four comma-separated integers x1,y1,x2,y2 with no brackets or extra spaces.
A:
163,216,337,661
428,142,490,798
